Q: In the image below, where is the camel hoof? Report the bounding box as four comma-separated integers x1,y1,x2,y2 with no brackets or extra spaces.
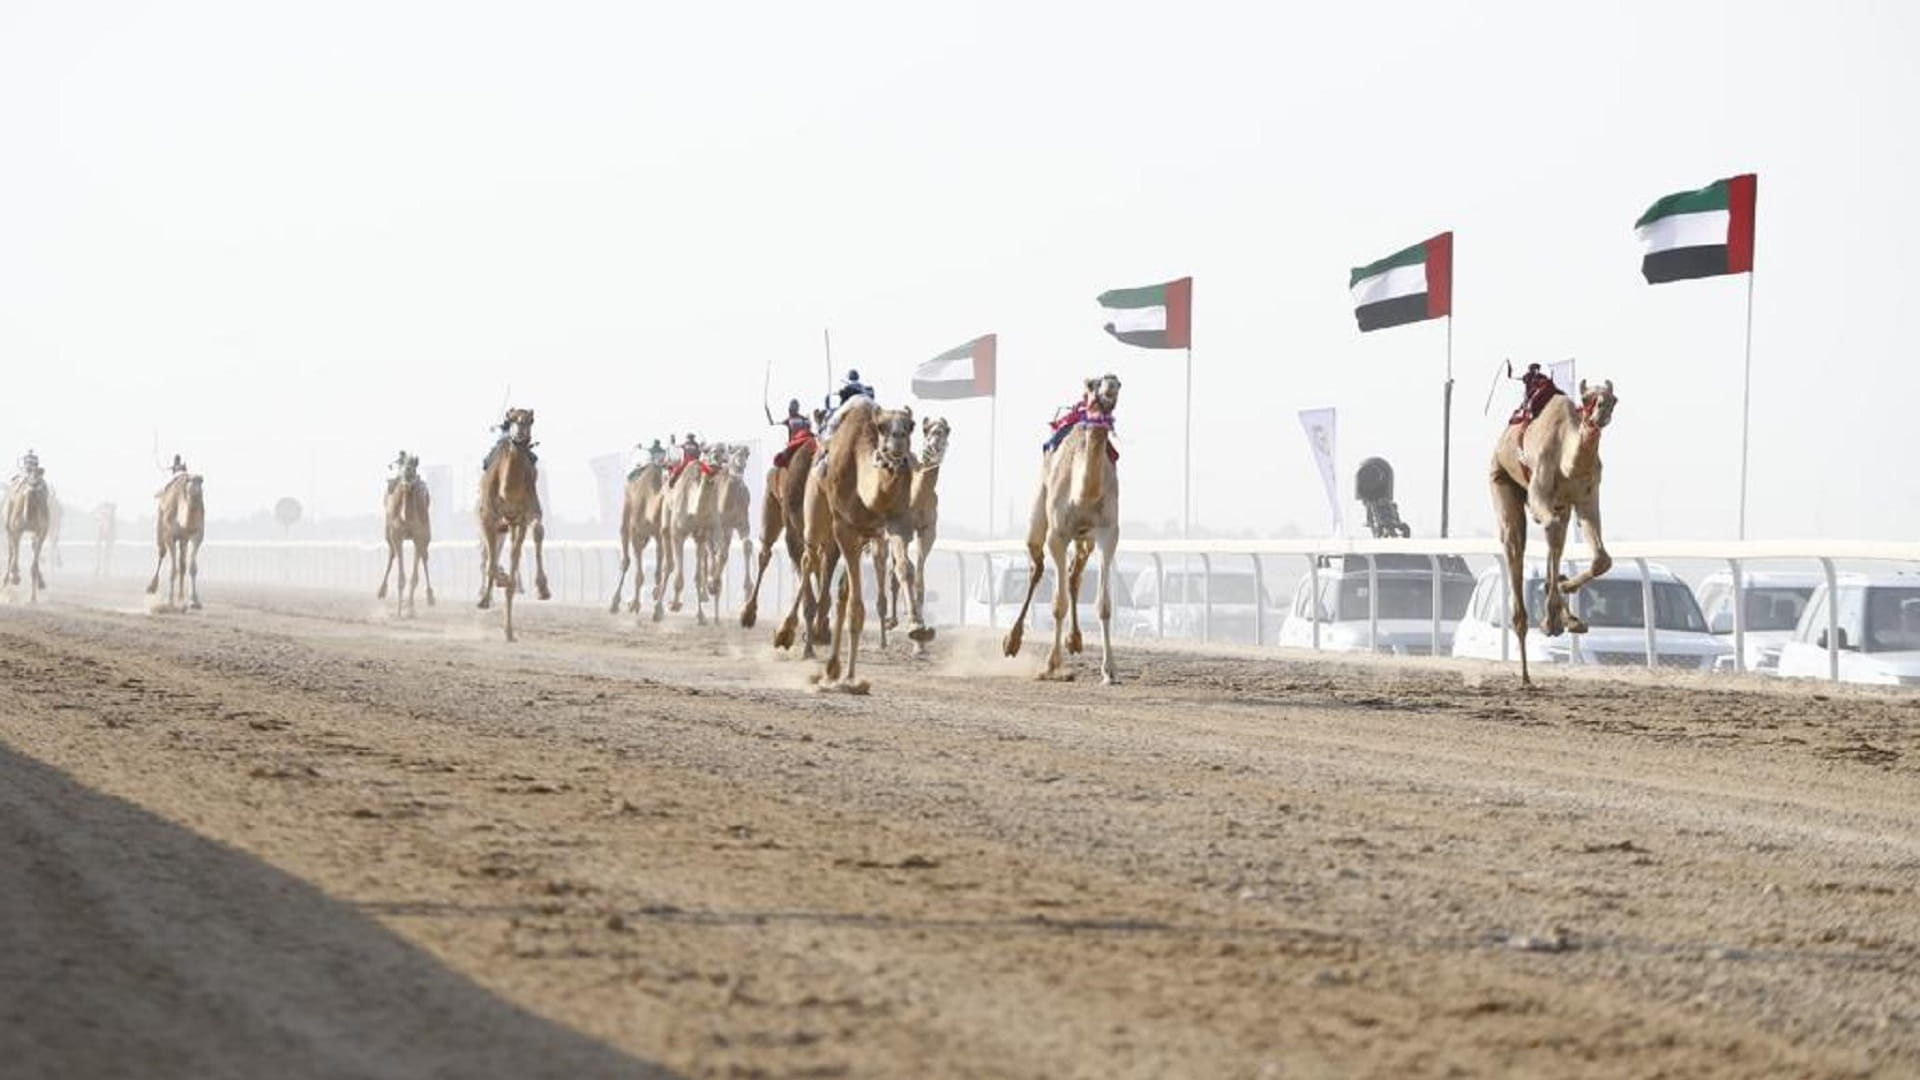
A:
882,616,898,631
1036,668,1077,683
608,597,622,615
669,602,682,613
773,621,797,650
651,607,664,623
1566,616,1589,635
1101,670,1119,686
825,659,842,682
146,582,159,595
537,584,551,602
477,596,492,610
1002,629,1024,657
492,571,512,588
425,592,435,607
696,611,707,627
741,608,759,629
1067,630,1084,655
1559,580,1582,595
908,626,935,644
377,585,388,600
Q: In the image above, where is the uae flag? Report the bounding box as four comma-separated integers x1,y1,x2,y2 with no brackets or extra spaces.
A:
1349,232,1452,332
1636,174,1757,284
911,334,997,399
1097,277,1192,349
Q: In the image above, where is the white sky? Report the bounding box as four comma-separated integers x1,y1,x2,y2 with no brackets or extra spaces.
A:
4,0,1915,539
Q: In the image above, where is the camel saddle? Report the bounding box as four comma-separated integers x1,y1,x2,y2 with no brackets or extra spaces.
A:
772,430,817,468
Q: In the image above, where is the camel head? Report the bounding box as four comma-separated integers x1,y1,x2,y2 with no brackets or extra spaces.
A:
402,455,420,482
504,408,536,446
1085,373,1122,421
1577,379,1618,430
727,444,751,476
872,407,915,473
919,417,951,468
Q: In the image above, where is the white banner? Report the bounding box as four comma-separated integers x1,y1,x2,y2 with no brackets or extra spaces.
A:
1298,407,1342,537
588,453,627,526
1549,358,1577,395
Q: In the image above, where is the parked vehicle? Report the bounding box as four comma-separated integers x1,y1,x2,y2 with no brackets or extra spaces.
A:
1277,554,1475,655
1774,572,1920,686
1452,561,1730,670
963,554,1136,632
1695,570,1820,673
1125,565,1284,644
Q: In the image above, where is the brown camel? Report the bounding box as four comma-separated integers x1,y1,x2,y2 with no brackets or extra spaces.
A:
1005,375,1122,684
377,454,434,617
741,432,834,649
659,443,723,624
5,468,52,603
880,416,948,657
608,454,669,616
774,398,919,691
146,472,205,611
707,443,755,611
1490,379,1619,686
476,408,549,642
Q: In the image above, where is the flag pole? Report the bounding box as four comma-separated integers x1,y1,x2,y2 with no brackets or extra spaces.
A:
988,394,998,539
1440,315,1453,538
1738,269,1755,539
1183,346,1193,537
823,328,833,400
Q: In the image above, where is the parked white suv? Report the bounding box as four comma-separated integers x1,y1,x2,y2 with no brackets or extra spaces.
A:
1126,565,1283,644
1774,572,1920,687
1451,561,1729,670
1277,554,1476,655
1695,570,1819,674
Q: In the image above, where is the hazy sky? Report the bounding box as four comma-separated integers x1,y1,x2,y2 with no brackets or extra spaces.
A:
4,0,1915,539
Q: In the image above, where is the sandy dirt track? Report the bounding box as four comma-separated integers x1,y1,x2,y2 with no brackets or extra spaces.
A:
2,583,1917,1079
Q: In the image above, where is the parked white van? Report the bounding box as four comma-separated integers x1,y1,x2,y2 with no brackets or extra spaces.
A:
1695,570,1820,674
1277,554,1476,655
1774,572,1920,687
1451,561,1730,670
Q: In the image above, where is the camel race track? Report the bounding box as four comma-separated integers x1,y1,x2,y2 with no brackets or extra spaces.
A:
3,579,1918,1079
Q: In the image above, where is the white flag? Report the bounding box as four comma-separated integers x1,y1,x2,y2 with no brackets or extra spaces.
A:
1549,359,1577,395
588,453,627,526
1298,407,1342,536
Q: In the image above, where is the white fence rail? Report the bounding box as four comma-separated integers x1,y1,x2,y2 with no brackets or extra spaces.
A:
75,536,1920,684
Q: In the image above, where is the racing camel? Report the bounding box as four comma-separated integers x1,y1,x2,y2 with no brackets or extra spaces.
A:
4,466,52,603
707,443,755,612
147,471,205,611
775,398,920,691
1490,379,1619,686
877,416,948,657
477,408,549,642
377,453,435,617
659,443,722,624
608,452,669,616
742,424,834,650
1004,375,1122,684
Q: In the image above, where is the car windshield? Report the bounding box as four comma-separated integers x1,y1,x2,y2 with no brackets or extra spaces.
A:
1864,587,1920,653
1742,586,1812,632
1336,577,1473,620
987,564,1131,607
1525,579,1707,632
1154,573,1265,605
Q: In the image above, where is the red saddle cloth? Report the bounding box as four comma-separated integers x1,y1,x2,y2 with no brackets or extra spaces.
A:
668,460,713,483
772,430,816,468
1047,406,1120,462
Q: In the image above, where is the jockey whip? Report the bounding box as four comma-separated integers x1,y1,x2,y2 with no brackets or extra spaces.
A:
762,357,776,426
1481,358,1513,416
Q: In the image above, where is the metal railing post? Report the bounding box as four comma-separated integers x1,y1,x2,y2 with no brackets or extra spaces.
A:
1821,556,1839,682
1366,553,1379,654
1200,552,1213,644
1152,553,1165,639
1497,552,1510,663
953,551,967,627
1728,557,1746,674
1250,554,1265,647
1636,557,1656,670
1308,554,1321,651
1428,553,1442,657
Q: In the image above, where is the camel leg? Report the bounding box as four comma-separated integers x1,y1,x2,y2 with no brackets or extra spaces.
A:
1493,473,1533,687
667,531,686,613
1040,533,1073,680
650,532,669,622
893,531,932,652
1559,496,1613,595
392,538,407,616
378,537,397,601
504,524,527,642
418,542,435,607
186,536,201,610
1065,540,1090,655
1002,488,1051,658
1095,534,1119,684
532,521,550,601
28,533,43,603
774,545,814,652
627,535,648,615
694,534,710,626
4,531,17,587
609,524,631,614
740,537,754,606
1528,511,1574,634
811,547,839,646
822,549,851,684
912,528,934,633
872,543,890,648
741,539,777,628
477,526,499,610
147,539,166,596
